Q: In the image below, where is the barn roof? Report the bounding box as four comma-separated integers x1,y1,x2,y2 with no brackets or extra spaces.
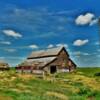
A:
28,46,68,59
0,60,9,68
20,57,57,68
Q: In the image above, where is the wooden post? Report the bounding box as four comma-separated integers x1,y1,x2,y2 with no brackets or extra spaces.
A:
43,71,45,80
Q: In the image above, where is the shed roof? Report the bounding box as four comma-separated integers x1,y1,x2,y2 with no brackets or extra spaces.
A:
28,46,67,59
20,57,57,68
0,61,9,68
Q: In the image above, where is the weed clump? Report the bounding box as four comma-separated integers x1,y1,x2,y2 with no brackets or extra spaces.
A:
94,72,100,76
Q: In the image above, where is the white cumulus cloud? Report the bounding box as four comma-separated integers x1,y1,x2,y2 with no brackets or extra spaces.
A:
29,44,39,49
47,43,68,48
73,39,89,46
3,30,22,38
75,13,97,26
47,44,54,48
90,19,98,26
56,43,68,48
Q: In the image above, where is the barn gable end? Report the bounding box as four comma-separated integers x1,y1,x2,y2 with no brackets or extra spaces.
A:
43,48,74,73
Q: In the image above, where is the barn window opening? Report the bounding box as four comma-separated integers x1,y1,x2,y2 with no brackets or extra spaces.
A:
50,66,57,74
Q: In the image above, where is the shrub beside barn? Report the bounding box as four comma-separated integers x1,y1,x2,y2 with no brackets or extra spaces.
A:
16,47,77,74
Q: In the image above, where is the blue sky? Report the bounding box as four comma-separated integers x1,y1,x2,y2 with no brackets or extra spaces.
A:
0,0,100,67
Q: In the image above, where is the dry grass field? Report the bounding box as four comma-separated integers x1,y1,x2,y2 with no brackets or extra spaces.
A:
0,67,100,100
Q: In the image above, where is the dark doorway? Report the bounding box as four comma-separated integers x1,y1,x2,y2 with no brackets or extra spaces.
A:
50,66,57,74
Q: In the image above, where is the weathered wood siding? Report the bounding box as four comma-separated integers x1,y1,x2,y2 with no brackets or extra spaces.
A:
44,49,69,73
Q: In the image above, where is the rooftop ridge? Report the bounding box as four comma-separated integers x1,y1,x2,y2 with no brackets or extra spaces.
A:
28,46,64,59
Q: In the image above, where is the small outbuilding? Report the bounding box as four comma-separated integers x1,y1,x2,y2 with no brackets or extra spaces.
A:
16,46,77,74
0,61,9,71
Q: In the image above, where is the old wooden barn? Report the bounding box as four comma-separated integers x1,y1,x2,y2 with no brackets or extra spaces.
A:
16,46,76,74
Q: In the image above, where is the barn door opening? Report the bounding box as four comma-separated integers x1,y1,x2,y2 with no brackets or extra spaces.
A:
50,66,57,74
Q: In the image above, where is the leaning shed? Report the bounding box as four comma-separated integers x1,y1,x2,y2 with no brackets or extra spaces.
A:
16,46,76,74
0,61,9,71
